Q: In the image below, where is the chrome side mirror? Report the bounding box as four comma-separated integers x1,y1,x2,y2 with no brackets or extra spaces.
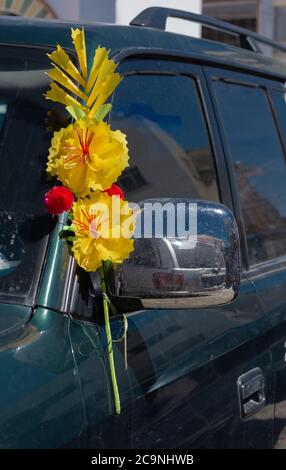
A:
108,199,240,311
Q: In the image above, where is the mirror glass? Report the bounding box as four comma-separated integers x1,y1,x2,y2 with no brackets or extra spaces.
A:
110,199,240,309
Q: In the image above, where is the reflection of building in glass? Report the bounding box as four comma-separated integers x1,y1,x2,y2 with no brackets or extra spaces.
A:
235,161,286,262
119,166,148,194
114,114,218,203
184,148,219,200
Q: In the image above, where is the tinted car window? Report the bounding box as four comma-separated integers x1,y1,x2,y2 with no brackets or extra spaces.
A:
0,46,67,304
213,80,286,265
110,74,219,202
271,90,286,148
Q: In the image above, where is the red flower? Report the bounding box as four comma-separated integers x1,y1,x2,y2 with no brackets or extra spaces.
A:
45,186,74,215
104,184,125,200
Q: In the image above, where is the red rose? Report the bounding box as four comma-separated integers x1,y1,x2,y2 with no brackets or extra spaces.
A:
104,184,125,200
45,186,74,215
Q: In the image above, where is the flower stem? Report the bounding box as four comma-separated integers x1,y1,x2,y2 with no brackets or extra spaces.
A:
99,264,121,415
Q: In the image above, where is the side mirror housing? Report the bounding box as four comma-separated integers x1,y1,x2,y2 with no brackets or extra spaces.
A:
108,199,240,311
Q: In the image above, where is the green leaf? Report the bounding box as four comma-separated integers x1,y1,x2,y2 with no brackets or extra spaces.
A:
67,236,76,242
66,105,86,121
93,104,112,122
63,224,76,232
59,225,75,241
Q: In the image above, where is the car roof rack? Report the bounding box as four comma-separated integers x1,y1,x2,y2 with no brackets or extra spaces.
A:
130,7,286,54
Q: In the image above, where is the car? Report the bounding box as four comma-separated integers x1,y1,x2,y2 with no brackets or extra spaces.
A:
0,6,286,449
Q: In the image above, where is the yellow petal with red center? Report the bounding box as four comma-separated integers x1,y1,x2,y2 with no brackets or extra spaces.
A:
71,28,88,78
46,118,129,197
47,45,85,87
71,192,135,272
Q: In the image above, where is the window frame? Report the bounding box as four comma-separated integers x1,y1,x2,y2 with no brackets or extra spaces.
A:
204,65,286,272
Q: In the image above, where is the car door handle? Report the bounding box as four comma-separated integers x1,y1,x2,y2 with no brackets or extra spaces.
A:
237,367,266,418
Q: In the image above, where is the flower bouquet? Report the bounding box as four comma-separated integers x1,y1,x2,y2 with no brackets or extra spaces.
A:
44,28,135,414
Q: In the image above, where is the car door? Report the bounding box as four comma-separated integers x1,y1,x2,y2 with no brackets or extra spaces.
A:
205,66,286,448
247,83,286,449
65,56,273,449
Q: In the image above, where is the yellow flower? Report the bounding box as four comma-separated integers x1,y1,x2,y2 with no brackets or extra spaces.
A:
45,29,122,118
71,191,134,272
47,118,129,197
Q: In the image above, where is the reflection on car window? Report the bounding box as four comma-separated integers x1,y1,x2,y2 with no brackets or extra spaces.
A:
0,46,68,304
110,73,219,202
214,81,286,265
271,90,286,150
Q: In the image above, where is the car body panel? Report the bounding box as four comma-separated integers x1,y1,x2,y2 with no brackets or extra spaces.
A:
0,307,84,448
0,14,284,449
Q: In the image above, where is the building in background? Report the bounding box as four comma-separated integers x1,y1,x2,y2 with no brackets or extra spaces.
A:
0,0,202,36
202,0,285,51
0,0,55,17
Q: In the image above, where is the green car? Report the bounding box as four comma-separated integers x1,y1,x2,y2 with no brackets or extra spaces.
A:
0,7,285,449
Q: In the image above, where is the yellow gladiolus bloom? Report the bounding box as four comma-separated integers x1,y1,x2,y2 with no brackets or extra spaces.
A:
71,191,134,272
47,118,129,197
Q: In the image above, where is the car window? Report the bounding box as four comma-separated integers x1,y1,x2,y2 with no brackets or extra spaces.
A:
271,90,286,149
110,73,219,203
0,46,68,305
213,80,286,265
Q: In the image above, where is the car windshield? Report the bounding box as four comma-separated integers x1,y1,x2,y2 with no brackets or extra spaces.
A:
0,46,68,305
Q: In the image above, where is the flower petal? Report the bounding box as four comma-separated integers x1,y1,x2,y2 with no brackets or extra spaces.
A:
71,192,135,271
48,65,88,102
46,118,129,197
87,72,122,113
71,28,88,78
47,45,86,87
86,47,109,94
45,82,80,108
